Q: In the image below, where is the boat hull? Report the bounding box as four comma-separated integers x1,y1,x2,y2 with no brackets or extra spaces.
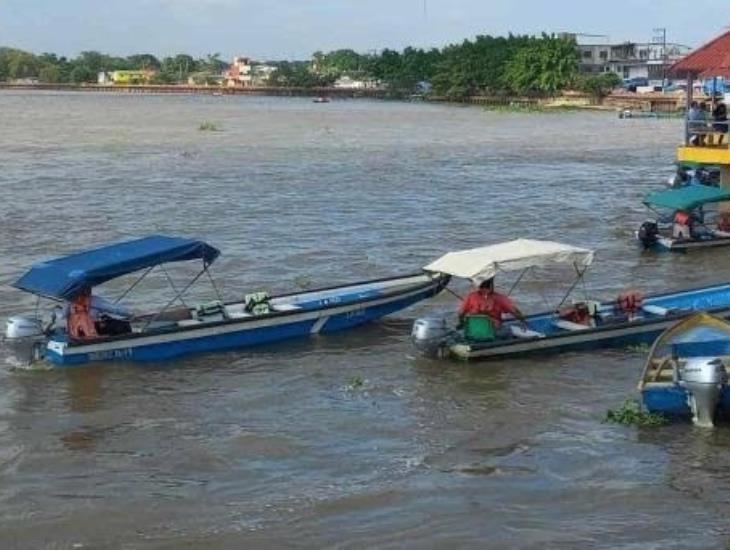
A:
449,281,730,361
642,386,730,420
44,273,449,365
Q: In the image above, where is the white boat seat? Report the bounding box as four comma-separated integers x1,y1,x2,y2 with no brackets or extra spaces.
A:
642,304,669,316
227,311,252,319
271,303,301,312
713,229,730,238
553,319,590,331
510,325,545,339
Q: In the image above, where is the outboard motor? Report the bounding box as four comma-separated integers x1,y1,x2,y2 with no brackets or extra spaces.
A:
411,317,454,358
637,221,659,249
680,357,728,427
5,315,45,365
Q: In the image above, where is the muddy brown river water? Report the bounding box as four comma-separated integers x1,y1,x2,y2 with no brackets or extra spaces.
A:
1,92,730,548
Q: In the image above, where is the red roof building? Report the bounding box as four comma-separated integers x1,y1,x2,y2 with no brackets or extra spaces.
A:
670,30,730,78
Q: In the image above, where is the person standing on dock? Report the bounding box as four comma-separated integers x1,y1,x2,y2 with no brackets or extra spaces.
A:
688,101,708,146
713,100,728,145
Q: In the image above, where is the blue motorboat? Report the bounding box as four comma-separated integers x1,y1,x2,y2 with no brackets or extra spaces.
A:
411,239,730,361
636,185,730,251
4,235,449,365
639,313,730,427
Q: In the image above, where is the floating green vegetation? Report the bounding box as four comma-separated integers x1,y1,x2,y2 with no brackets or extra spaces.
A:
345,375,364,391
626,343,651,354
198,121,221,131
605,399,668,427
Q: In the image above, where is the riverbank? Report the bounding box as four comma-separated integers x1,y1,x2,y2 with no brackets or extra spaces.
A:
0,83,688,113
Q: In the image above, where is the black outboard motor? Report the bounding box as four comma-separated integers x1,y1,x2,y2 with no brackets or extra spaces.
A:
637,221,659,249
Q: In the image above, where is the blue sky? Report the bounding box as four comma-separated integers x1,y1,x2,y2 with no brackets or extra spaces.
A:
1,0,727,59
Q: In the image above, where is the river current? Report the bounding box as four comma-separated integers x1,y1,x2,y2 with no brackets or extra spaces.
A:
1,92,729,548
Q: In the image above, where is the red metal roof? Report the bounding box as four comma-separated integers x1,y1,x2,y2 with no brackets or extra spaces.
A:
670,30,730,78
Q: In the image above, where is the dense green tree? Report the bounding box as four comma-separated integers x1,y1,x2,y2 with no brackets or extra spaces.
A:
503,34,579,94
38,64,60,83
126,53,160,70
575,72,623,98
160,54,197,82
68,64,95,83
268,61,334,87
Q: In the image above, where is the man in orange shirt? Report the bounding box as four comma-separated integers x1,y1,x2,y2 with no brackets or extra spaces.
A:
458,278,528,330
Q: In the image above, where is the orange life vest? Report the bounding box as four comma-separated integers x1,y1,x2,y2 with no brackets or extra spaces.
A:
617,290,643,314
68,294,98,339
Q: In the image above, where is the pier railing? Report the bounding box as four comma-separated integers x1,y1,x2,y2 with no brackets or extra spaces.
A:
685,119,730,149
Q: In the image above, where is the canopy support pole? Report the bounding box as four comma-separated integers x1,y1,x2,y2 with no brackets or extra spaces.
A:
444,286,463,301
141,266,208,332
160,264,188,308
114,266,154,304
205,266,224,303
507,268,529,297
555,264,588,309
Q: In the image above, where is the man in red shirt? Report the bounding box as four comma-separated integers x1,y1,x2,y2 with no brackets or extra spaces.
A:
458,278,528,330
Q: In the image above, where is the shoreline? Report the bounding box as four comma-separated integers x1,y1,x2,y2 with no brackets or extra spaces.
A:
0,83,686,113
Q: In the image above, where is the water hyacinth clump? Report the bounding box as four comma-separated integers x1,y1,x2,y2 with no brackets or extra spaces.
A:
198,121,221,131
605,399,668,427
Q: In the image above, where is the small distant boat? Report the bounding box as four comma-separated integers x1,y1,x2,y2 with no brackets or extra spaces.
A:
639,313,730,427
636,186,730,251
411,239,730,361
313,96,331,103
5,235,449,365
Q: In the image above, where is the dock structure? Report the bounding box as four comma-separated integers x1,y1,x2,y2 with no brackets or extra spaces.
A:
670,30,730,185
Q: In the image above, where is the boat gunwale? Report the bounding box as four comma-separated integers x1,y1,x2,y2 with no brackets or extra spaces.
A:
61,271,450,349
457,280,730,354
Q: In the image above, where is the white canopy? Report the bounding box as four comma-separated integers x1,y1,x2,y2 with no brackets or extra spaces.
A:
423,239,594,283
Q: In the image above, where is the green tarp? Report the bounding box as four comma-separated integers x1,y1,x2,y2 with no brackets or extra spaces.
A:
644,186,730,211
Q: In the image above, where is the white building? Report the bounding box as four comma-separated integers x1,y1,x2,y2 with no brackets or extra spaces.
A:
333,75,381,89
251,64,277,87
225,56,253,87
569,33,692,86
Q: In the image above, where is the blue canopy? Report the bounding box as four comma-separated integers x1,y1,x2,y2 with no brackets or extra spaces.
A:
12,235,220,300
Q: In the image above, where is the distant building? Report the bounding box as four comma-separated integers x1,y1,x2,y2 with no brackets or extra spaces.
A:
97,71,112,85
605,42,691,83
225,56,253,87
251,64,277,87
333,75,381,89
564,33,692,86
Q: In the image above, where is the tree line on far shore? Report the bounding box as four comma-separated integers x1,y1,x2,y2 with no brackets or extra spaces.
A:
0,49,228,85
0,33,621,98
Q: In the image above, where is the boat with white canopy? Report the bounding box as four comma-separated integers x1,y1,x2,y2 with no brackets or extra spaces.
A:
411,239,730,361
